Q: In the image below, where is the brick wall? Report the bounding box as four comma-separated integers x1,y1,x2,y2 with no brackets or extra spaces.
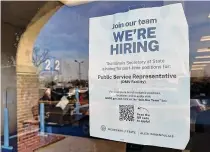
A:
17,73,39,133
17,125,65,152
16,73,67,152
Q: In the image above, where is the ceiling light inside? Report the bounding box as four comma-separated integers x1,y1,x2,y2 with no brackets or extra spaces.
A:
197,48,210,52
191,68,203,71
193,61,210,64
195,56,210,59
200,36,210,41
208,13,210,18
192,64,207,67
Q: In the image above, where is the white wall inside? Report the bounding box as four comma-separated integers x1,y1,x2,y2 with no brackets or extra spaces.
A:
1,68,17,135
1,23,18,135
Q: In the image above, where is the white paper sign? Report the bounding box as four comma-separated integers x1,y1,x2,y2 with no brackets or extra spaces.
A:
89,3,190,150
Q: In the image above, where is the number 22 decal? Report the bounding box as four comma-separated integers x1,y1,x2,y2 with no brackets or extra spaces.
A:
55,60,60,70
45,59,51,70
44,59,60,71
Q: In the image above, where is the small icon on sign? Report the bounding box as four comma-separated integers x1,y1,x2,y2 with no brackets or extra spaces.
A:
138,107,149,113
101,125,106,131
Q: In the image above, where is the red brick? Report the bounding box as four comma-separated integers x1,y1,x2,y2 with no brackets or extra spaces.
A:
16,74,66,151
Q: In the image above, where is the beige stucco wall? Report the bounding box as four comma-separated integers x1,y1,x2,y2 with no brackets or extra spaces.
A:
16,1,93,72
16,2,63,74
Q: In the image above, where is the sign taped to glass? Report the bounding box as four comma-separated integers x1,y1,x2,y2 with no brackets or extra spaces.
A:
89,3,190,150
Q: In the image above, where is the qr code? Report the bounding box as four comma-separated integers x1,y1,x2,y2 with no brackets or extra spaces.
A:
119,105,134,122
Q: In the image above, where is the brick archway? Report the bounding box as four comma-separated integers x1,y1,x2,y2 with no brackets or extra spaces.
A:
16,0,93,133
8,1,126,151
16,1,63,133
15,2,64,151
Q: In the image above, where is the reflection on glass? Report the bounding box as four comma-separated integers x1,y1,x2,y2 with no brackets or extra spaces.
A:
31,1,210,152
